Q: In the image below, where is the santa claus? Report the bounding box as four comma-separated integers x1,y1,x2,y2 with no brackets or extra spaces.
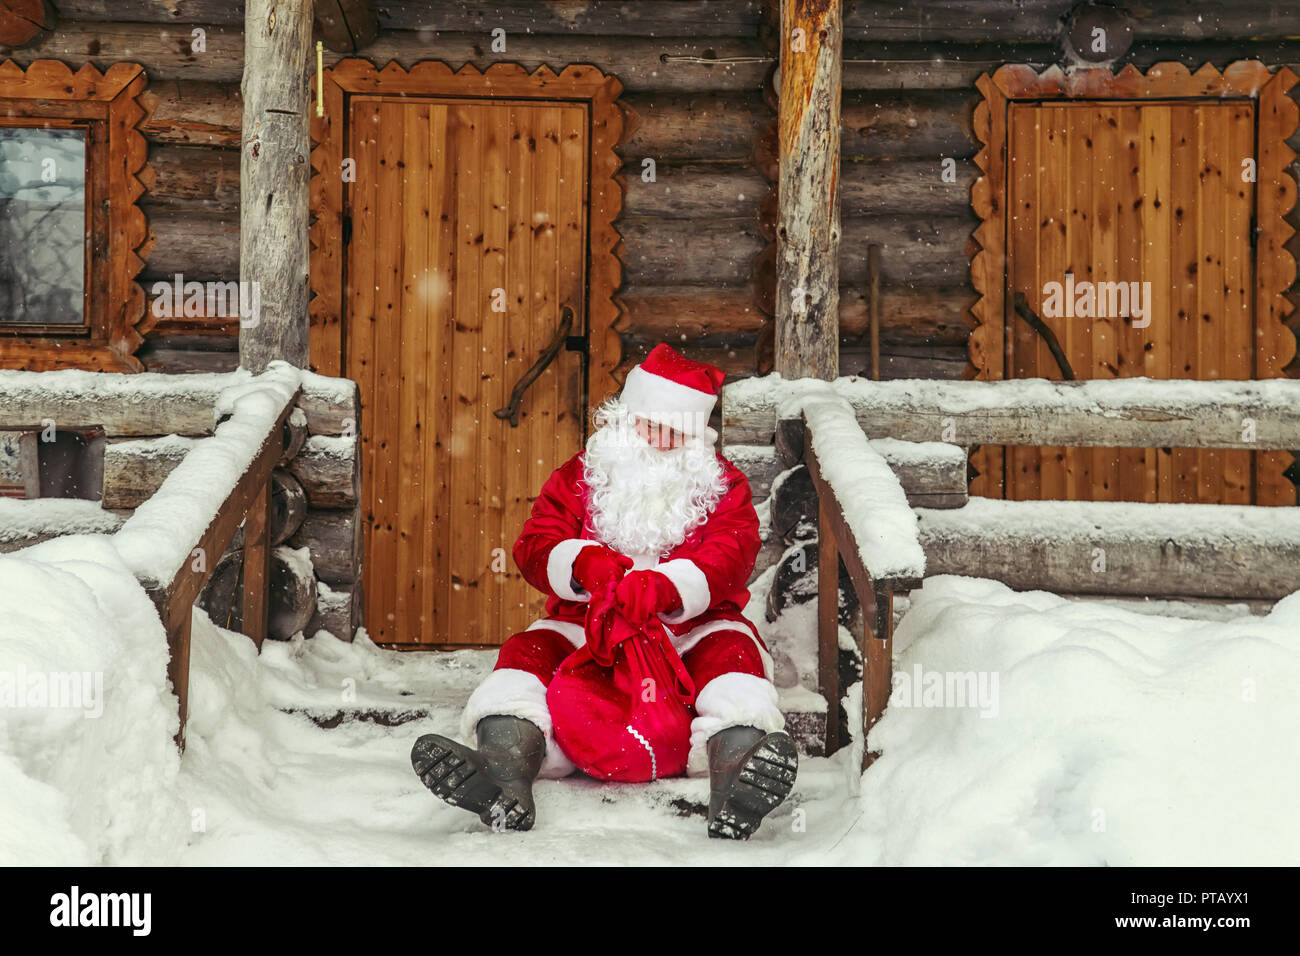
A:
411,344,796,839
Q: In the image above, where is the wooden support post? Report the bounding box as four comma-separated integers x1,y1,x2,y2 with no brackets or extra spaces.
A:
775,0,842,380
239,0,312,372
863,591,892,770
817,495,841,755
150,588,193,749
241,481,272,649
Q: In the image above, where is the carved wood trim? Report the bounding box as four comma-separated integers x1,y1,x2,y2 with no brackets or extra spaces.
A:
0,59,151,371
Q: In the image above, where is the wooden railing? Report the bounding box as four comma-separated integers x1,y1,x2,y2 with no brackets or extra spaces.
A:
797,397,926,766
137,392,301,745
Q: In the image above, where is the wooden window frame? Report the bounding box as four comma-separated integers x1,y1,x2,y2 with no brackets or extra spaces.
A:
968,61,1299,501
309,59,630,403
0,60,152,371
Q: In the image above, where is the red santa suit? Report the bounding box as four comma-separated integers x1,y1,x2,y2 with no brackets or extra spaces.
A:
461,348,786,780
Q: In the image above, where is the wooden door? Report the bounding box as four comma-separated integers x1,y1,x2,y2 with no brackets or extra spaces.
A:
1003,99,1289,505
346,96,589,645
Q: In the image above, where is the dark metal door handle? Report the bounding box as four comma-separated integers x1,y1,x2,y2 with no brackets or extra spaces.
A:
494,305,576,427
1013,292,1076,381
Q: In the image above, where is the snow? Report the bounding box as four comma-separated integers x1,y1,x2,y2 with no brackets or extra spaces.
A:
113,363,300,587
727,370,1300,418
801,397,926,582
4,541,1298,863
0,497,124,544
0,535,186,865
916,496,1300,548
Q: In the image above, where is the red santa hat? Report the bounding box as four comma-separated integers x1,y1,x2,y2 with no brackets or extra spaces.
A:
620,344,725,438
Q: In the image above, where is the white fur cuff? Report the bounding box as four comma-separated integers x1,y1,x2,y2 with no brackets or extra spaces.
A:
547,538,601,603
460,668,575,779
685,672,786,777
655,558,711,624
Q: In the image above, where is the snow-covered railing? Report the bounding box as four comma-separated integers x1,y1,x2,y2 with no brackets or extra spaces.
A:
774,385,927,763
724,374,1300,449
109,364,303,745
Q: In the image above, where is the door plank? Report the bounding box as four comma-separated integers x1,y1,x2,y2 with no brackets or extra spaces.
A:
370,100,408,642
447,102,485,640
1223,104,1256,504
1197,104,1227,506
346,99,381,635
395,102,431,642
1115,105,1153,501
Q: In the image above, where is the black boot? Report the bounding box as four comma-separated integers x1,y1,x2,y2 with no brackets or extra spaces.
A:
706,726,798,840
411,715,546,831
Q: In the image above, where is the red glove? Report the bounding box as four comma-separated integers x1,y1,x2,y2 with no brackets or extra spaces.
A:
614,570,682,625
571,545,632,596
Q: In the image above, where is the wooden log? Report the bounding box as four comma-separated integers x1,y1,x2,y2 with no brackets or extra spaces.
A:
916,500,1300,601
12,22,245,81
620,92,768,161
840,216,975,285
140,80,242,148
199,544,319,640
140,145,239,212
775,0,843,379
278,406,308,465
722,443,783,500
621,163,766,219
270,469,308,545
816,498,842,754
0,0,54,47
287,507,360,586
1,374,346,438
841,157,978,216
841,90,978,160
721,379,1300,448
298,380,359,436
839,42,1061,91
102,436,195,509
345,34,772,92
142,208,240,281
620,286,766,339
137,347,240,374
285,434,359,508
374,1,762,36
844,0,1300,43
307,581,357,641
315,0,379,53
53,1,244,24
240,0,312,372
618,218,764,285
627,282,974,347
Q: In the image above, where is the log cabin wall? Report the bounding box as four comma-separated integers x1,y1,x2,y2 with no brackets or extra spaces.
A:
3,0,1297,383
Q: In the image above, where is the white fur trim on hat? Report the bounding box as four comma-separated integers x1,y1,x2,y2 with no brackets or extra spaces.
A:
655,558,711,624
685,672,786,777
621,364,717,437
460,668,575,779
547,538,601,602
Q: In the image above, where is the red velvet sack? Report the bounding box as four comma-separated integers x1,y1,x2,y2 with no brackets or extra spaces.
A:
546,588,696,782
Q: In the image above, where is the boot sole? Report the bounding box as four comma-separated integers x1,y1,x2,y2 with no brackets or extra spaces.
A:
708,732,799,840
410,734,535,831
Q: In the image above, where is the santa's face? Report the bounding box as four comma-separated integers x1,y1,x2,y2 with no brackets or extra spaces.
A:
632,416,687,451
583,401,727,559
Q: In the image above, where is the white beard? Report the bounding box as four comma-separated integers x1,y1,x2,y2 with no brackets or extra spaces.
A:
583,401,728,559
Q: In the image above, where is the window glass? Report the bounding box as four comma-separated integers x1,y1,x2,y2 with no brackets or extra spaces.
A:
0,127,87,326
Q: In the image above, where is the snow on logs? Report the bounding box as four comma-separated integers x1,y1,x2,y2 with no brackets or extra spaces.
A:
723,375,1300,449
0,364,362,641
917,498,1300,601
